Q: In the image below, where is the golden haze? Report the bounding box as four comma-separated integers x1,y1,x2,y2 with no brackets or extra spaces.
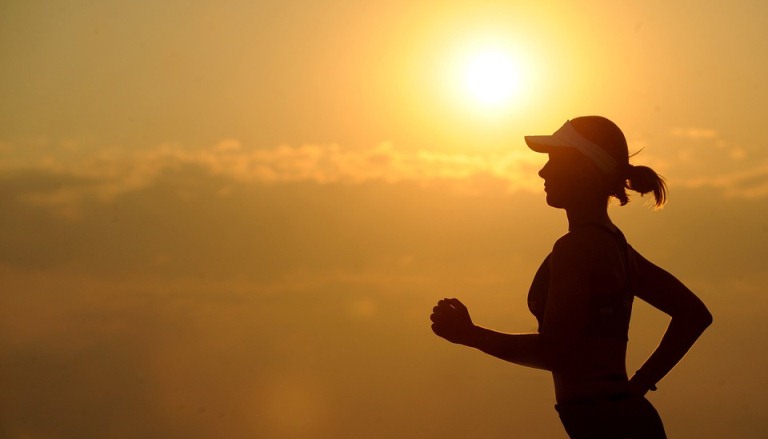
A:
1,1,768,438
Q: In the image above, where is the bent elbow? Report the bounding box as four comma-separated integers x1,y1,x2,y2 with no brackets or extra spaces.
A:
673,303,713,333
688,305,713,332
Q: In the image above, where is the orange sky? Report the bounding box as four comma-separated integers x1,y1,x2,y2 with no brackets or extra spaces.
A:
1,1,767,438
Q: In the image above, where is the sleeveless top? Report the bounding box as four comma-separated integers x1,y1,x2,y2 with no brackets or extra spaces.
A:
527,224,635,340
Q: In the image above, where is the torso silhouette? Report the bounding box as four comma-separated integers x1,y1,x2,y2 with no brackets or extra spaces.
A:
527,224,636,403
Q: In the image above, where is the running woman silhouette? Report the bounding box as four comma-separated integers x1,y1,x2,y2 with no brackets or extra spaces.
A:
430,116,712,439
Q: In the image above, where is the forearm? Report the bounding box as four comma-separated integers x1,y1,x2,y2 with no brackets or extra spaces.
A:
461,326,555,371
632,313,713,390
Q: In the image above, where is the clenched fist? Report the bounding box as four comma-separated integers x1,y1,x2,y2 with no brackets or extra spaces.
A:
430,298,475,345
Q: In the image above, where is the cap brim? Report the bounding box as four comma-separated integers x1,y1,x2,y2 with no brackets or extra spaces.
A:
524,135,569,153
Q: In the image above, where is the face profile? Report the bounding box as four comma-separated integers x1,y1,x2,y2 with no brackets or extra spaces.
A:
538,148,604,210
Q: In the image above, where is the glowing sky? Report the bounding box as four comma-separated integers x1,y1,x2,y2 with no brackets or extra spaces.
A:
1,1,767,438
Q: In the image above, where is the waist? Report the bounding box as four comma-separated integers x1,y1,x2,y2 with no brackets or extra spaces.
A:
553,373,630,405
555,391,633,409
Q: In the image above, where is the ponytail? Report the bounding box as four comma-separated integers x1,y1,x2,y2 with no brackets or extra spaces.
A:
625,164,667,208
608,164,667,208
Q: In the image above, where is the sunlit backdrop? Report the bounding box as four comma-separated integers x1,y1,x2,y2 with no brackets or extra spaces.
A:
1,1,767,438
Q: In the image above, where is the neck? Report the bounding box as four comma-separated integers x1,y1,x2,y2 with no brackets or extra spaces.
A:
565,200,612,231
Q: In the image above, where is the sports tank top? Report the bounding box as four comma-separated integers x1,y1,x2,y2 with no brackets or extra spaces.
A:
527,224,635,340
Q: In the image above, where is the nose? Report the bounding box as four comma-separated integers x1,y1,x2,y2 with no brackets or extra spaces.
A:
538,161,549,179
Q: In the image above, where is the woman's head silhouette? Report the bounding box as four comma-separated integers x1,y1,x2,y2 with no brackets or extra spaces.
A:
526,116,667,208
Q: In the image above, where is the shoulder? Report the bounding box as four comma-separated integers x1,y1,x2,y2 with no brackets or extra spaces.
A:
549,227,624,283
552,227,619,261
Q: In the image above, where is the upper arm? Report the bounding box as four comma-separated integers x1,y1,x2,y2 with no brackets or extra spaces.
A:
632,247,713,324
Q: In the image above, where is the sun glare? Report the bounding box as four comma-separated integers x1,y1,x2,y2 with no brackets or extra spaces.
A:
444,40,535,117
464,50,522,107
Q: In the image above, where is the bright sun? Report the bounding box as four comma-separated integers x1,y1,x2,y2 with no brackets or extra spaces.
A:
463,49,523,109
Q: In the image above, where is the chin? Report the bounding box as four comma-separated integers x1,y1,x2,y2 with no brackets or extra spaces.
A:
545,193,566,209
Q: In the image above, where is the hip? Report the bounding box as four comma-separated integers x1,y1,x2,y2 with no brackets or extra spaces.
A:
555,394,666,439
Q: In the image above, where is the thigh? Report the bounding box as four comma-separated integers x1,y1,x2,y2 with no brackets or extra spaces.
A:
556,396,667,439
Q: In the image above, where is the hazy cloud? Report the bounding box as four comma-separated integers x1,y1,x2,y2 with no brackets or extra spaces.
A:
4,134,768,225
0,141,544,218
0,140,542,185
670,127,719,139
678,161,768,199
627,128,768,199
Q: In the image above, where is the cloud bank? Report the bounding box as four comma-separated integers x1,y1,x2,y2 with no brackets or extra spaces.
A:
3,133,768,224
0,141,547,219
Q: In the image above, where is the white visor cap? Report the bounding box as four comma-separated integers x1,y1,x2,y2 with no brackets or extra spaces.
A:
525,120,619,174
